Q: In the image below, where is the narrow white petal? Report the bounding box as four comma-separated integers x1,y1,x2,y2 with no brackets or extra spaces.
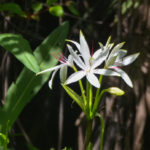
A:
66,39,80,50
122,53,139,66
60,65,68,83
80,31,91,66
48,69,59,89
94,69,121,76
115,68,133,88
36,64,62,75
68,54,74,66
65,71,86,85
67,44,85,69
91,47,111,69
86,73,100,88
92,49,102,59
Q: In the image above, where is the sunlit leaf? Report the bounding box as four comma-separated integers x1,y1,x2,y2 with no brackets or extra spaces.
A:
0,34,40,73
49,5,64,17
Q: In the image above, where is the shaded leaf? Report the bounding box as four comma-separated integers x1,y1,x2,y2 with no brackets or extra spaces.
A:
32,2,43,13
67,1,80,16
46,0,58,5
0,3,26,17
62,84,84,111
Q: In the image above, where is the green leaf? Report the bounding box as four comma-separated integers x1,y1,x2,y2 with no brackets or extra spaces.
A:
62,147,72,150
62,84,85,111
32,2,43,13
27,143,40,150
46,0,58,5
0,3,26,17
0,34,40,73
0,22,69,133
67,2,80,16
106,87,125,96
49,5,64,17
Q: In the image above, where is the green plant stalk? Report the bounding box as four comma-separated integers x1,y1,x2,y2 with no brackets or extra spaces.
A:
96,113,105,150
73,66,87,105
92,89,106,118
95,75,103,100
84,119,93,150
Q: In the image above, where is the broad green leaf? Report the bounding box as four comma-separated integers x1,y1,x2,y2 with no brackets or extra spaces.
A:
0,34,40,73
32,2,43,13
62,84,84,111
0,22,69,132
46,0,58,5
49,5,64,17
106,87,125,96
0,3,26,17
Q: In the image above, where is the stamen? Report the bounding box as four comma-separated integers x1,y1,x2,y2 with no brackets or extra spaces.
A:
51,50,67,64
91,40,94,56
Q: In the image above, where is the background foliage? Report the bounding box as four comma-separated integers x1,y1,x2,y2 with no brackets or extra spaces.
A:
0,0,150,150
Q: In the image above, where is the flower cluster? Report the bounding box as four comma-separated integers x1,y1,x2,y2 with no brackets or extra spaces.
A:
37,31,139,89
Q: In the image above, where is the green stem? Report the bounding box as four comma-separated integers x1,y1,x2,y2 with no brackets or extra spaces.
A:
92,89,106,118
84,119,93,150
96,113,105,150
95,75,103,100
73,66,87,105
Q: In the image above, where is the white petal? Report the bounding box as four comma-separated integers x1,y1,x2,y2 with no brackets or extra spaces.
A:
115,68,133,88
91,48,111,69
80,31,91,66
68,54,74,66
86,73,100,88
109,42,125,59
94,69,121,76
92,49,102,59
122,53,139,66
67,44,85,69
60,65,67,83
66,39,80,50
116,50,127,60
65,71,86,85
48,69,59,89
36,64,62,75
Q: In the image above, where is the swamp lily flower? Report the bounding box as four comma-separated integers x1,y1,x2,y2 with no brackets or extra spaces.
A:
65,31,120,88
36,51,73,89
104,42,140,87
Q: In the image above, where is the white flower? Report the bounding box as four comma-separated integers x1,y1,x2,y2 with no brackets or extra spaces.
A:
65,31,120,88
36,51,73,89
105,43,140,87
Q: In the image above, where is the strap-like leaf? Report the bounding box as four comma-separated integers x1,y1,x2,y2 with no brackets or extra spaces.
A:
62,84,85,111
0,22,69,132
